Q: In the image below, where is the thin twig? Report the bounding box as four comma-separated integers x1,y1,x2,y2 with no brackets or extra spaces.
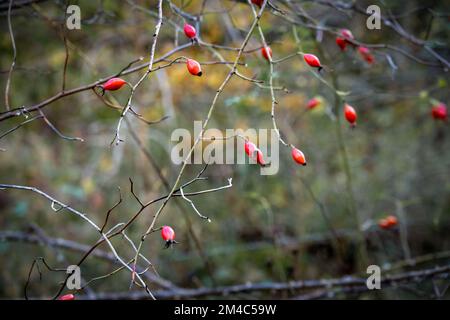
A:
5,0,17,111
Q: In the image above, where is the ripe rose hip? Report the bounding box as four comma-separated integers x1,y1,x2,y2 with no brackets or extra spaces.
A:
358,46,370,56
358,46,375,64
256,150,265,166
59,294,75,300
261,46,272,61
431,102,448,121
244,140,256,157
161,226,175,241
379,215,398,229
385,215,398,227
336,29,354,51
307,97,320,110
364,54,375,64
344,103,357,127
183,23,196,39
292,148,306,166
100,78,127,95
186,58,202,76
336,37,347,51
251,0,263,7
303,54,322,71
161,226,177,248
244,140,265,166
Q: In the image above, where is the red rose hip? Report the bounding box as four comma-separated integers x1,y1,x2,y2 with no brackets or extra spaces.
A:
244,140,256,157
255,150,265,166
378,215,398,229
344,103,357,127
431,102,447,121
186,58,202,76
161,226,177,248
303,54,322,71
244,140,265,166
336,37,347,51
261,46,272,61
336,29,354,51
292,148,306,166
183,23,196,39
101,78,127,94
59,294,75,301
385,215,398,227
161,226,175,242
358,46,375,64
307,97,320,110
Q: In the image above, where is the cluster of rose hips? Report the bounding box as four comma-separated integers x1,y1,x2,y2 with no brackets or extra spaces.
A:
263,45,360,130
257,47,329,167
50,0,447,302
98,22,202,96
96,6,447,258
100,21,439,168
182,23,203,76
244,139,307,167
335,29,375,64
96,21,191,258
